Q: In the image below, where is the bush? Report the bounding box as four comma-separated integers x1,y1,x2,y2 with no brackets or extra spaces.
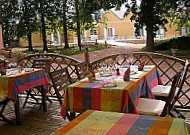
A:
154,34,190,50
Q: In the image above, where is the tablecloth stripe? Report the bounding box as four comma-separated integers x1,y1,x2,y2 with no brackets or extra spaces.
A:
168,118,188,135
91,88,101,110
148,117,173,135
0,77,9,98
13,71,46,86
106,114,139,134
127,115,156,135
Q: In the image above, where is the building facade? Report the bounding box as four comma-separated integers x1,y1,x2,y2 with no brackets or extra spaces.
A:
85,9,182,42
18,9,189,47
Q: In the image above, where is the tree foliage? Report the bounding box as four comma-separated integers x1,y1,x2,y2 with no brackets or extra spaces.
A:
123,0,190,52
17,0,39,51
2,0,19,46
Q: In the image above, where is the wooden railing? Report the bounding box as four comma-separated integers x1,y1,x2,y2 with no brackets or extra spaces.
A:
89,52,189,109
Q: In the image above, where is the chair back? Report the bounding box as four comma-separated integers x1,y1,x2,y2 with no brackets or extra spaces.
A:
75,61,87,80
175,60,189,103
49,67,71,105
160,72,181,117
32,58,52,73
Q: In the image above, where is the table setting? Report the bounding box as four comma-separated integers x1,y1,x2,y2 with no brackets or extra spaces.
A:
61,61,163,119
0,66,50,124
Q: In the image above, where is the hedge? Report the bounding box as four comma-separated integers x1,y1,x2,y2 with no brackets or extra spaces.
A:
154,34,190,50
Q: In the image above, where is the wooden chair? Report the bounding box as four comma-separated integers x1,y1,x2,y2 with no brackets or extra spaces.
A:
151,60,189,118
22,58,52,108
152,60,189,98
136,72,181,117
33,58,51,70
49,67,71,106
75,61,87,80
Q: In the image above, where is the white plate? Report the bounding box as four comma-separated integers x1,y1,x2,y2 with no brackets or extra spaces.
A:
130,71,137,75
102,82,118,88
101,74,112,77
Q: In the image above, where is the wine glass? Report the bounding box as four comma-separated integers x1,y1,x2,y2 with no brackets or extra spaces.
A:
115,55,123,68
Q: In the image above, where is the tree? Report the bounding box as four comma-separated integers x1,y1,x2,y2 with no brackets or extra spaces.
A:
168,0,190,31
63,0,69,49
2,0,19,46
36,0,58,51
70,0,103,50
18,0,39,51
125,0,190,52
56,0,70,49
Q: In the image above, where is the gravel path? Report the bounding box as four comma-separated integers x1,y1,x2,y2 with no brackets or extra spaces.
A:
71,44,145,62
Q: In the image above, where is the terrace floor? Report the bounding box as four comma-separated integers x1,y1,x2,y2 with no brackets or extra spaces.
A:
0,99,68,135
0,99,190,135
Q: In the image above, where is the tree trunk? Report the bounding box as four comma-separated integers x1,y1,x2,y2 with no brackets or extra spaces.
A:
63,0,69,49
146,25,155,52
27,32,33,51
75,0,82,51
40,1,48,51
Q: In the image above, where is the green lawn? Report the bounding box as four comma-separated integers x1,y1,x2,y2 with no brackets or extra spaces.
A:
156,50,190,57
18,46,109,56
61,46,109,56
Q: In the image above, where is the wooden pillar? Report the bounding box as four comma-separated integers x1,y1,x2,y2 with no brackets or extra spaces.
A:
84,48,90,66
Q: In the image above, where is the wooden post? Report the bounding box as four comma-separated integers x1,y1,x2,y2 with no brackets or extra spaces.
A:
84,48,90,66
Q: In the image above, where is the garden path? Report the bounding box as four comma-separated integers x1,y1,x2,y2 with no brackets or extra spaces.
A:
71,44,145,62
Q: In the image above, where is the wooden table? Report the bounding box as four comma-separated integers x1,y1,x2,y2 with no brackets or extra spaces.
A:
54,110,188,135
61,65,163,119
0,68,50,124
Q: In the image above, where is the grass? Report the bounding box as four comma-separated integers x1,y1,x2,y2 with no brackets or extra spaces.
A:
156,50,190,57
16,45,109,56
61,46,109,56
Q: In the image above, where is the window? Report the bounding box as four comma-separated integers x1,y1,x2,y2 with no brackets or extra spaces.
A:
108,28,114,37
90,29,98,35
156,26,164,38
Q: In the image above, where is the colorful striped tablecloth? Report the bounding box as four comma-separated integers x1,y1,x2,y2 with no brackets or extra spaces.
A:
61,65,163,119
0,69,50,100
54,110,188,135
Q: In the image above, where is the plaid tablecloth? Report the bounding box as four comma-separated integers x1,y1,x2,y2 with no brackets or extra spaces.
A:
54,110,188,135
61,66,163,119
0,69,50,100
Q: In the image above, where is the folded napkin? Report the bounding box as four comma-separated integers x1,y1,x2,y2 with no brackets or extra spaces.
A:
87,66,95,81
0,65,6,75
123,67,130,81
138,60,146,71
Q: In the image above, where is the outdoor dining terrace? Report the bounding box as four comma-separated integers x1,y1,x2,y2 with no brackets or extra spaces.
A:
0,51,190,134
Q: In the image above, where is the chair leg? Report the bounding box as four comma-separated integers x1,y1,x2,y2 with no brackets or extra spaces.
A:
41,86,47,112
0,98,14,124
46,97,53,104
22,91,30,108
14,96,21,125
66,111,76,121
23,90,39,108
54,90,62,106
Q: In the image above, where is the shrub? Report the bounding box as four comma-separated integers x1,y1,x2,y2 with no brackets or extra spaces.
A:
154,34,190,50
